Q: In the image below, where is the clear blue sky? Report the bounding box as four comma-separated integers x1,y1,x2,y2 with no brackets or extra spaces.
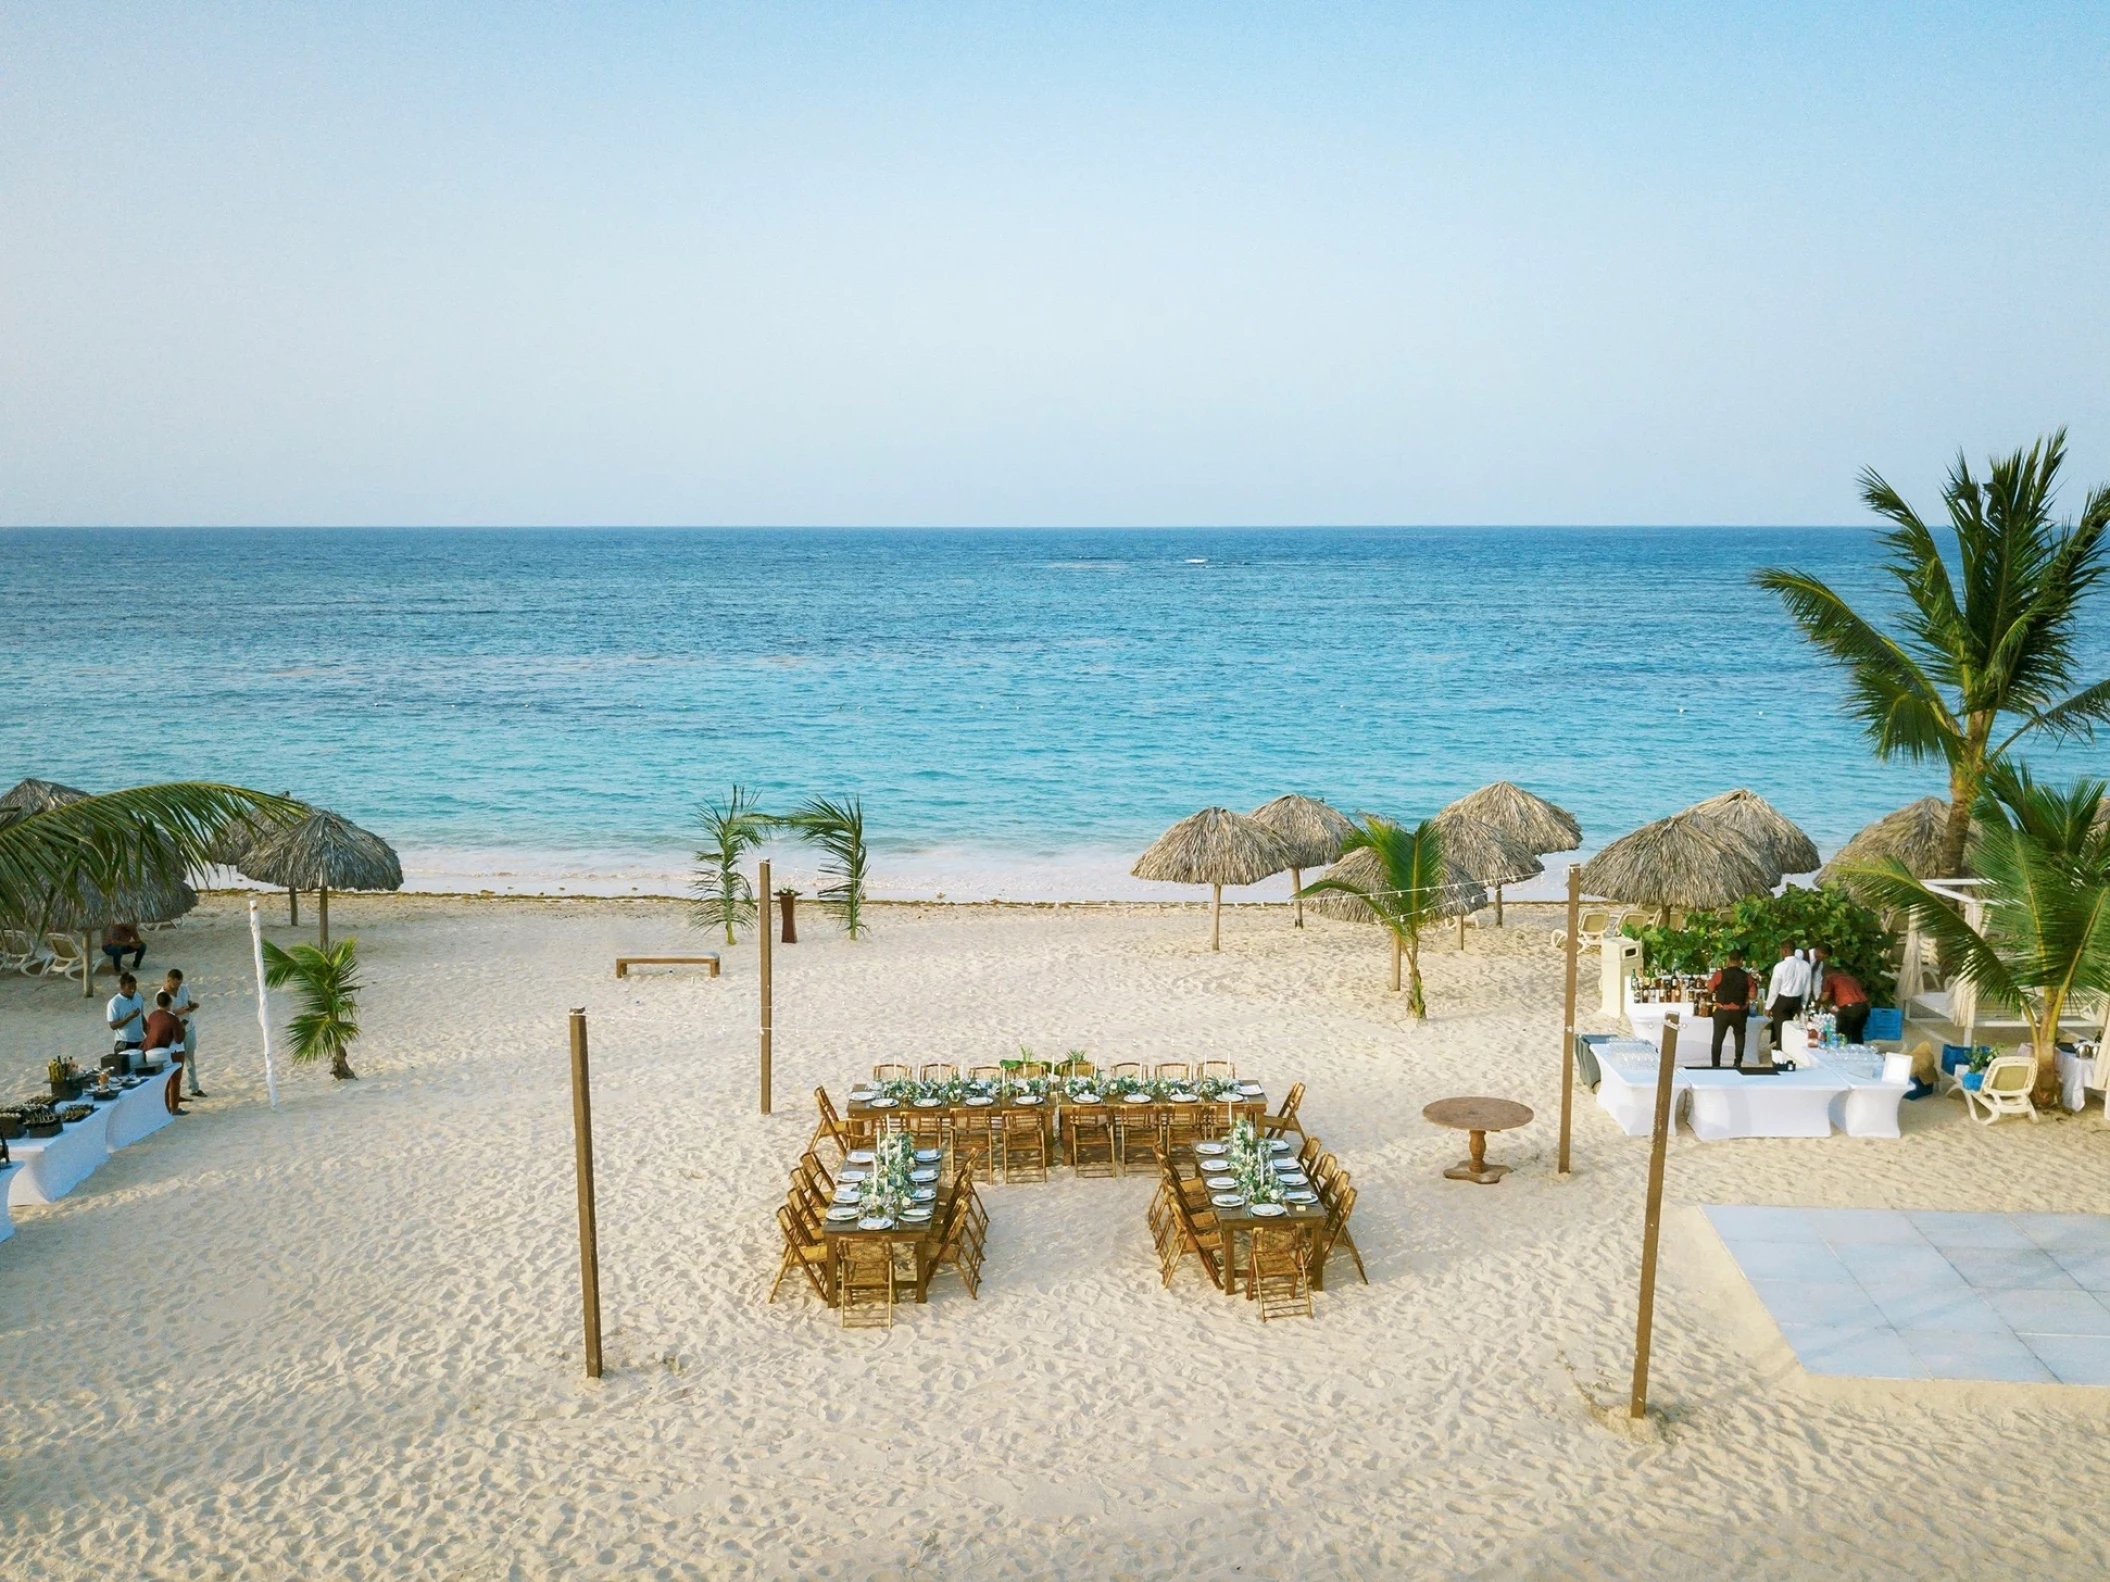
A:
4,2,2107,527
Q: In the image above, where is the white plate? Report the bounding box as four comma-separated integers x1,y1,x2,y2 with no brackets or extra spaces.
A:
965,1096,994,1106
1124,1093,1152,1103
1014,1094,1043,1105
825,1208,860,1222
868,1098,898,1109
1211,1193,1245,1208
833,1192,861,1206
911,1187,937,1202
1238,1083,1264,1093
1267,1139,1294,1153
1274,1172,1309,1187
1250,1203,1288,1217
846,1150,876,1164
858,1216,895,1231
1195,1141,1228,1156
1199,1160,1231,1173
914,1098,944,1108
1070,1094,1101,1104
909,1168,939,1183
1170,1093,1199,1103
838,1169,868,1183
913,1149,942,1162
903,1208,933,1222
1284,1190,1318,1204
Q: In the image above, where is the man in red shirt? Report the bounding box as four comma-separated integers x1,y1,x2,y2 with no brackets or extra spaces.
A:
142,992,189,1114
1816,954,1872,1044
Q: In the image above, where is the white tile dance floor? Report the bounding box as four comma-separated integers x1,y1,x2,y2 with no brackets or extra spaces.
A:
1706,1205,2110,1385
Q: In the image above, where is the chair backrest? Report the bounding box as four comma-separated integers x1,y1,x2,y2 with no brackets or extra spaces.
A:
1056,1057,1095,1078
1578,911,1611,938
1017,1061,1048,1079
814,1087,842,1132
968,1065,1002,1082
1156,1061,1192,1081
1985,1054,2034,1097
48,934,82,961
1110,1061,1144,1079
1297,1134,1322,1170
1277,1081,1305,1122
919,1062,958,1082
872,1062,911,1082
1201,1059,1235,1079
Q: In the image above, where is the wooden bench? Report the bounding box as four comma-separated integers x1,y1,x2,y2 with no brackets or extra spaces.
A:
614,954,721,979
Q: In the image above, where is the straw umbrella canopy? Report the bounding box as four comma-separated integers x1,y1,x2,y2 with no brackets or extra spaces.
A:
1579,811,1773,925
1685,789,1819,880
1430,807,1545,930
1438,781,1580,925
1248,794,1356,929
0,777,90,816
1301,845,1489,924
237,807,402,947
3,858,197,997
1133,807,1291,952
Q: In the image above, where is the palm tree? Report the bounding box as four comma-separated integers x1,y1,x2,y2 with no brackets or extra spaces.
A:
788,795,870,939
1,782,299,930
1755,431,2110,876
1297,815,1452,1018
691,786,772,945
262,937,364,1080
1845,764,2110,1104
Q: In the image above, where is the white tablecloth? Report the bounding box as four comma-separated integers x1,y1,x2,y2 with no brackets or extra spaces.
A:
1683,1068,1850,1139
7,1104,115,1206
0,1164,13,1241
1595,1040,1683,1136
1811,1048,1913,1139
105,1068,177,1150
1626,1001,1768,1064
2058,1048,2101,1112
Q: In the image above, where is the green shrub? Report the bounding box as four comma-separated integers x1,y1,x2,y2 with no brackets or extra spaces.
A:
1622,885,1896,1003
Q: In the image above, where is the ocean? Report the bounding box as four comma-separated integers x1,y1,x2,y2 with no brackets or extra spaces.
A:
5,526,2102,900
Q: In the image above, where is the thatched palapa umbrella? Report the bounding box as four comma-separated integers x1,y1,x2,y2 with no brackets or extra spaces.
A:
1579,810,1773,926
1133,807,1290,951
1248,794,1356,929
5,858,197,998
1686,789,1819,880
1819,797,1958,887
237,807,402,947
1429,809,1542,939
1302,845,1489,924
0,777,91,815
1438,781,1581,924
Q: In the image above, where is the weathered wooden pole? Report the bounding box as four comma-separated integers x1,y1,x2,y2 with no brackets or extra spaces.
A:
318,885,330,949
1629,1013,1679,1419
289,885,298,926
568,1007,603,1380
1209,883,1222,952
1558,864,1580,1177
758,858,773,1116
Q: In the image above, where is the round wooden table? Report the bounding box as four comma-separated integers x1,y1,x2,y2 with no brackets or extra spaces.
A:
1422,1096,1534,1184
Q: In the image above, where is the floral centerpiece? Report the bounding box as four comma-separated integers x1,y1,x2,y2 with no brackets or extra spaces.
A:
857,1133,920,1220
1220,1118,1285,1205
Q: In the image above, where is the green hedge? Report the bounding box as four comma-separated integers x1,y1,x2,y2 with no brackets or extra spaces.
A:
1621,885,1896,1005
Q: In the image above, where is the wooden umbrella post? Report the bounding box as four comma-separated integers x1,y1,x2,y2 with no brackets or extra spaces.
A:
758,859,773,1116
1210,883,1222,952
80,931,94,998
289,885,298,926
1629,1014,1679,1419
318,885,330,949
1291,867,1303,929
1389,933,1402,993
568,1007,603,1380
1558,864,1580,1177
1495,882,1504,927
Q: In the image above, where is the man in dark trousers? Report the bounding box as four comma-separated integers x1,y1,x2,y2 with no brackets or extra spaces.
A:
1706,949,1755,1068
1817,959,1873,1044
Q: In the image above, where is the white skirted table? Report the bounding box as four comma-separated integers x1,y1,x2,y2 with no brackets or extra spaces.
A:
1625,1000,1768,1064
104,1068,180,1151
7,1071,179,1209
1681,1068,1850,1140
1596,1040,1908,1141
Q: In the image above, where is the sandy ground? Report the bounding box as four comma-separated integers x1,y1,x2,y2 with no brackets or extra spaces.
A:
3,894,2108,1581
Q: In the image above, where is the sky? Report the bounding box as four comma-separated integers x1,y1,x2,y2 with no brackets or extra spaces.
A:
4,2,2108,528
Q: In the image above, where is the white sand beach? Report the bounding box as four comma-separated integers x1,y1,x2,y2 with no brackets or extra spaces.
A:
4,895,2108,1580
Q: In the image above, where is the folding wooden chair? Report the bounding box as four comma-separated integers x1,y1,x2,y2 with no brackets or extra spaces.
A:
810,1088,853,1161
1163,1103,1205,1165
1067,1106,1116,1178
871,1062,912,1083
1156,1061,1193,1083
837,1240,896,1328
1056,1056,1096,1079
1259,1081,1306,1140
1200,1059,1236,1080
967,1064,1003,1083
999,1109,1047,1183
1296,1134,1323,1174
1117,1109,1163,1175
1171,1187,1228,1292
770,1202,833,1304
929,1182,985,1298
1308,1184,1366,1288
1249,1226,1313,1320
1108,1061,1145,1080
919,1062,958,1082
952,1107,997,1182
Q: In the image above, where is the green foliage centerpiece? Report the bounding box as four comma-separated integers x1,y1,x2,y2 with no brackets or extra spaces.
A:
1221,1118,1285,1205
858,1133,919,1221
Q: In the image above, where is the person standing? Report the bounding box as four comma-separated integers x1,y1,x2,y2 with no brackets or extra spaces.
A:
142,991,189,1114
1817,963,1872,1044
1765,942,1811,1056
1805,945,1829,1017
163,968,205,1098
1705,949,1755,1068
106,972,146,1066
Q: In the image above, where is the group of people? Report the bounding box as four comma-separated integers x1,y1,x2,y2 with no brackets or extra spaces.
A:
1703,941,1871,1068
104,968,206,1110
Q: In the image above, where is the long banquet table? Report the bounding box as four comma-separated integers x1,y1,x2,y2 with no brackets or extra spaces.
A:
8,1072,177,1209
844,1083,1270,1162
1594,1040,1904,1141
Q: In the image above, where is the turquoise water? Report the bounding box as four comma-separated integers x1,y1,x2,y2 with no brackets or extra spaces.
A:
4,527,2102,897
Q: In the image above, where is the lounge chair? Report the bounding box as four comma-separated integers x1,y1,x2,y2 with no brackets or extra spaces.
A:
1552,910,1613,950
43,933,88,985
2,929,45,973
1961,1054,2037,1125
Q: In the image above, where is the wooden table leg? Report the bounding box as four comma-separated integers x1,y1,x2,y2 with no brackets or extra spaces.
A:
1444,1127,1511,1184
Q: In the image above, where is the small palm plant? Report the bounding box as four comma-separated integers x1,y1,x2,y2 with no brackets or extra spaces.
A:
1846,764,2110,1104
262,937,364,1081
1297,815,1451,1019
691,786,773,944
789,794,870,939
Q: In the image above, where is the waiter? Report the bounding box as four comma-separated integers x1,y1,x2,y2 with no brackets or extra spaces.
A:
1766,942,1811,1056
1816,961,1872,1044
1706,949,1755,1068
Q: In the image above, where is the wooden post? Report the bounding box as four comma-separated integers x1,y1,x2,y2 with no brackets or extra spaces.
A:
758,859,773,1116
1291,867,1303,929
318,885,330,949
1559,864,1580,1177
1495,882,1505,927
289,885,298,926
1457,910,1467,949
1389,933,1402,992
80,931,94,998
1210,883,1221,952
1629,1014,1679,1419
568,1007,603,1380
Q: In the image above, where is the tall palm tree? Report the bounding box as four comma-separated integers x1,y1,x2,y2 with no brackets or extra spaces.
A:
1755,430,2110,876
691,786,773,945
1846,764,2110,1104
0,782,299,930
1297,815,1452,1019
788,795,869,939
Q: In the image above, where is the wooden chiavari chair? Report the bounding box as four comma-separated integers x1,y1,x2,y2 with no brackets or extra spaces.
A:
1108,1061,1145,1080
1259,1081,1306,1140
999,1109,1047,1183
919,1062,958,1082
871,1062,912,1083
770,1203,832,1304
1296,1134,1324,1174
1155,1061,1193,1083
1116,1108,1162,1175
1067,1105,1116,1178
811,1088,852,1162
1249,1225,1313,1320
1308,1184,1366,1287
837,1240,896,1328
1200,1059,1236,1080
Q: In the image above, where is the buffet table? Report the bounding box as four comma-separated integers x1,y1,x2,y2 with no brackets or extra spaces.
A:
1625,1001,1768,1064
1683,1068,1850,1140
7,1072,177,1209
1595,1039,1683,1137
105,1068,179,1151
1596,1039,1906,1140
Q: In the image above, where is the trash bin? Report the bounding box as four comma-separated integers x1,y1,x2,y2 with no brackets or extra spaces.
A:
1600,936,1642,1017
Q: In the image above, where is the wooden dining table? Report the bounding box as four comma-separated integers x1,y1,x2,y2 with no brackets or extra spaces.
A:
843,1085,1270,1165
1191,1142,1327,1293
817,1164,956,1304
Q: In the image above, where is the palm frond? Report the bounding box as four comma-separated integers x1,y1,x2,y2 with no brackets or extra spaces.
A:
691,785,772,944
1748,569,1955,760
789,795,870,939
262,937,364,1078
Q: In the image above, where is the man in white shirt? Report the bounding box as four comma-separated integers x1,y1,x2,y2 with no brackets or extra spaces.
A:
163,967,205,1098
1765,944,1811,1055
106,973,146,1065
1804,946,1828,1019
